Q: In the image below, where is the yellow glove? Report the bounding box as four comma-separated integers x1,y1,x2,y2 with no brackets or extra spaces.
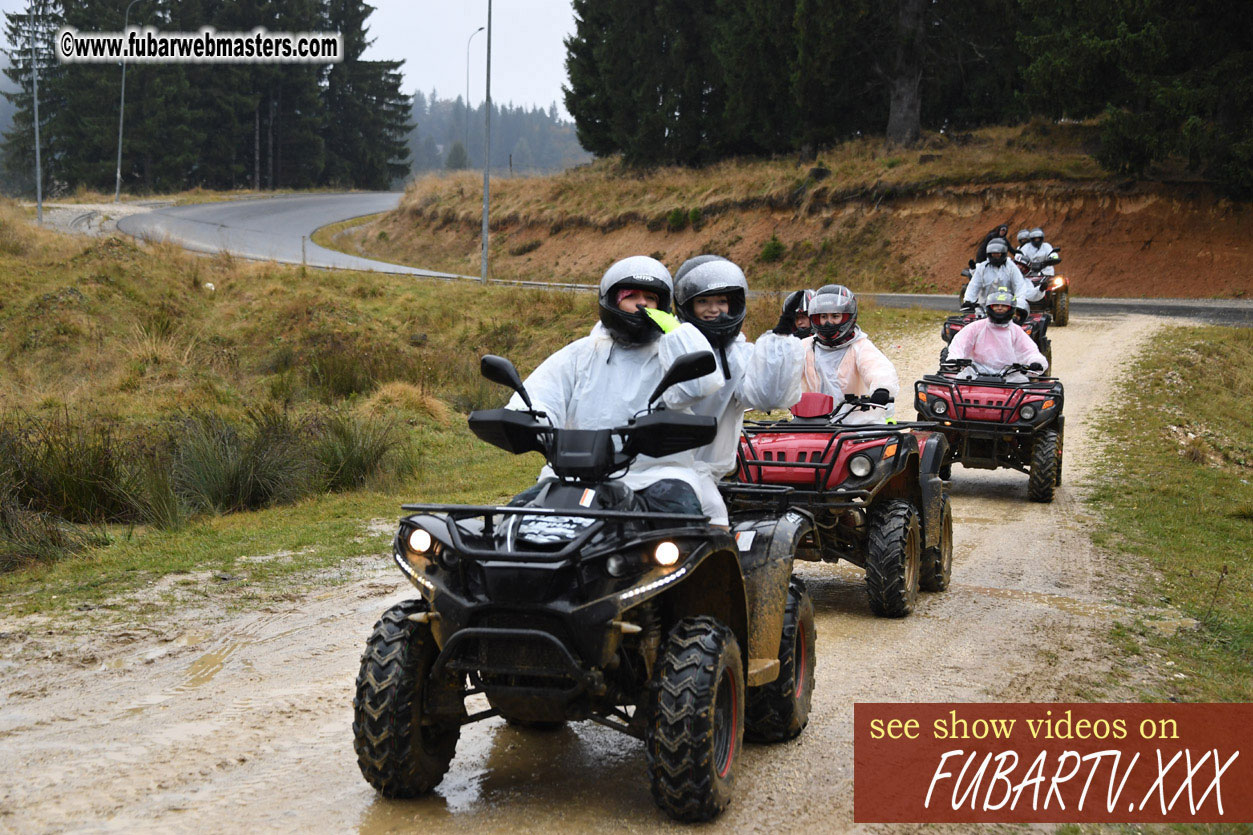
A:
642,307,681,334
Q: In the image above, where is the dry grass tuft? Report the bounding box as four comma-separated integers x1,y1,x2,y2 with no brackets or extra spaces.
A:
356,382,452,425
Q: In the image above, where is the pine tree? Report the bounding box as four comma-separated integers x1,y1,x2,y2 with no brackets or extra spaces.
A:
322,0,411,189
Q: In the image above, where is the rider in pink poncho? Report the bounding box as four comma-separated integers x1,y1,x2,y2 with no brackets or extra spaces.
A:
946,288,1048,381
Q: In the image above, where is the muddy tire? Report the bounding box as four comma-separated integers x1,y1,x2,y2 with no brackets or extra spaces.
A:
939,462,952,481
865,499,921,618
938,345,949,363
746,578,816,743
1040,338,1053,371
1028,429,1060,502
1053,290,1070,326
353,600,460,797
920,493,953,592
646,617,745,822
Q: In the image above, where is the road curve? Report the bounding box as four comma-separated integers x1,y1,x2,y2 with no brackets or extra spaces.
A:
117,192,1253,325
117,192,472,280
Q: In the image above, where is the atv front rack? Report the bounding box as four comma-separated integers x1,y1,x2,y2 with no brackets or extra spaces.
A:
918,373,1062,426
726,422,933,512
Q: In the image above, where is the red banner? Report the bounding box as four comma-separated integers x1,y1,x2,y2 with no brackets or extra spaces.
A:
854,703,1253,823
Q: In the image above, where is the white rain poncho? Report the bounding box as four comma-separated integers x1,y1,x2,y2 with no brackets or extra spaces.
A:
688,331,804,525
945,317,1048,375
506,320,721,500
1018,240,1056,276
799,329,900,425
963,261,1043,311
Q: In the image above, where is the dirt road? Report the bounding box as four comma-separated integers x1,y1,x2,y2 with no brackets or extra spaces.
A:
0,314,1164,833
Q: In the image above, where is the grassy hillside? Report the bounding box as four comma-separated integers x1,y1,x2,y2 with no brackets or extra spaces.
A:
328,123,1253,300
0,200,934,613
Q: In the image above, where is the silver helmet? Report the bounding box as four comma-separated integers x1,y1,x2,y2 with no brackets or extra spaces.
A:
986,287,1015,326
808,284,858,347
598,256,674,345
675,259,748,348
674,254,727,285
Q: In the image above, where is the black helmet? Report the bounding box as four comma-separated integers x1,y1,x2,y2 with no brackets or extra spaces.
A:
598,256,674,345
675,260,748,348
808,284,858,348
784,289,816,338
674,254,726,284
986,237,1009,267
986,287,1015,325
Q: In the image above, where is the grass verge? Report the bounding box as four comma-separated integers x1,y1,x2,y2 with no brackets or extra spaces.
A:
1089,326,1253,702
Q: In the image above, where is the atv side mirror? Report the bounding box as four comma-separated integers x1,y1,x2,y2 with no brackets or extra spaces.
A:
480,354,532,409
647,351,717,405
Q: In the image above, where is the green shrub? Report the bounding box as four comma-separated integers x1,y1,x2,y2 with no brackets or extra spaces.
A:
314,412,415,492
173,408,314,514
6,413,135,524
759,234,786,263
688,207,703,230
666,208,688,232
0,479,103,572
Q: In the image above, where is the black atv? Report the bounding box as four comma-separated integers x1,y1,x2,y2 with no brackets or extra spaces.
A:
353,352,817,823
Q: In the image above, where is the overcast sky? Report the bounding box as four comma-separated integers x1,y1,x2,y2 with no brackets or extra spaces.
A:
0,1,578,115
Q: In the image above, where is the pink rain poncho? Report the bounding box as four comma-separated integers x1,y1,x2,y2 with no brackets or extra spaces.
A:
946,317,1048,374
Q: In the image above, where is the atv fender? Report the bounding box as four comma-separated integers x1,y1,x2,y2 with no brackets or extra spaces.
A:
662,548,750,681
917,433,949,552
728,510,812,685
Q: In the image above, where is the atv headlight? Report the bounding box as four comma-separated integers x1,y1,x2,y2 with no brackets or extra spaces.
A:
1020,404,1037,421
408,527,433,554
932,399,948,416
849,454,874,478
654,541,680,566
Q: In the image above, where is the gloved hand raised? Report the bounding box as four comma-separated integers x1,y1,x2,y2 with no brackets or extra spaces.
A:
869,388,892,405
642,307,681,334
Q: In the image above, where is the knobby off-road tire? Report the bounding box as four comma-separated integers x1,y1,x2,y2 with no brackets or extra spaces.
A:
353,599,460,797
1040,338,1053,371
920,493,954,592
746,577,816,743
1028,429,1060,502
1053,290,1070,326
865,499,921,617
646,616,745,822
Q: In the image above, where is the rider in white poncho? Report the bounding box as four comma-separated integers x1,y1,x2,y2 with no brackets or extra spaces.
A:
946,288,1048,382
673,256,804,526
506,255,722,513
963,238,1043,316
1017,227,1056,276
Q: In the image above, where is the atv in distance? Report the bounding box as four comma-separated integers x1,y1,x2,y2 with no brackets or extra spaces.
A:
353,352,817,823
1017,249,1069,326
940,305,1053,371
914,360,1064,502
724,392,952,618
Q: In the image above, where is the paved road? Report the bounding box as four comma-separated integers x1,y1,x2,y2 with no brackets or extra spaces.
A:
116,192,1253,326
117,192,470,280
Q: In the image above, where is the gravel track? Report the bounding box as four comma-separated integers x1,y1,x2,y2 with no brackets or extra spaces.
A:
0,313,1165,833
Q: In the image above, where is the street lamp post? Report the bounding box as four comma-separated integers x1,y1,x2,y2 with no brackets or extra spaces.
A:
29,1,42,224
465,26,483,158
113,0,143,203
480,0,492,283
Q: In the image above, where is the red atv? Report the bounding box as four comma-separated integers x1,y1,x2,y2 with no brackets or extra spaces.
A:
940,305,1053,370
914,360,1064,502
1016,250,1069,326
722,393,953,618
